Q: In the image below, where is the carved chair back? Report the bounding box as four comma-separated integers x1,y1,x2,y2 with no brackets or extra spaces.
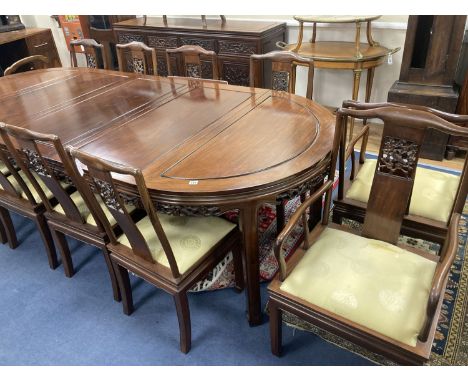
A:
249,50,314,99
0,123,104,228
166,45,219,80
4,55,49,76
116,41,158,75
336,104,468,244
67,147,183,278
70,39,108,69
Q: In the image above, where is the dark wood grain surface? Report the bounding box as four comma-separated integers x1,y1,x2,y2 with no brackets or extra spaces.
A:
0,68,335,324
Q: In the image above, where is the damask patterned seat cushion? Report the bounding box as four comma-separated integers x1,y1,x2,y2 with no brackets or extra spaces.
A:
280,228,437,347
345,159,460,223
53,191,136,227
118,215,236,275
0,170,55,202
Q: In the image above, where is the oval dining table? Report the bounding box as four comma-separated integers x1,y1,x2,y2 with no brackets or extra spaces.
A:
0,67,335,325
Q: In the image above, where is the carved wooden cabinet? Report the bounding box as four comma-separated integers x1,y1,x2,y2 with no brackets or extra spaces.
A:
0,28,61,75
113,17,286,86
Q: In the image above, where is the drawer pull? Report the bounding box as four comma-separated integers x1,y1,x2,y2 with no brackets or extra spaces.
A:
33,42,48,48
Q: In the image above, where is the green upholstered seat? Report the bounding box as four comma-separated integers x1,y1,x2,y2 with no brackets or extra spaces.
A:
53,191,136,226
280,227,437,347
118,214,236,275
345,159,460,223
0,170,54,202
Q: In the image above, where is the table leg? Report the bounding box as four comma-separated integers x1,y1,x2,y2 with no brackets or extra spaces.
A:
361,67,375,163
349,69,362,142
239,202,262,326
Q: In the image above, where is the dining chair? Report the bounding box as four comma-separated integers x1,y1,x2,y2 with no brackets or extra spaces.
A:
4,55,49,76
166,45,219,80
268,105,467,365
0,123,142,302
249,50,315,234
332,100,468,246
249,50,314,99
68,147,244,353
0,122,59,269
116,41,158,75
70,38,108,69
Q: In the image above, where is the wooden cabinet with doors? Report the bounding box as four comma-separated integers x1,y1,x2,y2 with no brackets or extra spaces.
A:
113,17,286,87
0,28,61,75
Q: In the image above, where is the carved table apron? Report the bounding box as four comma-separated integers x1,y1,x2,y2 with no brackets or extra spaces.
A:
0,68,335,325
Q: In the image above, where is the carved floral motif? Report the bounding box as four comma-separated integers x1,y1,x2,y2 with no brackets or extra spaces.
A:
185,63,201,78
93,178,124,213
156,203,222,217
85,54,97,69
222,64,249,86
180,38,214,51
117,34,144,44
272,71,290,92
276,170,328,202
378,136,419,178
147,36,177,49
132,57,145,74
22,149,50,177
218,40,256,55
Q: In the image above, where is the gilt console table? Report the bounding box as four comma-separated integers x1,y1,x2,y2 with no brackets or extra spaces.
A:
112,16,286,87
0,68,335,325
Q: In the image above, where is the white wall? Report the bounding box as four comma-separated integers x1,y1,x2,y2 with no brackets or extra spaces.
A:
20,14,408,107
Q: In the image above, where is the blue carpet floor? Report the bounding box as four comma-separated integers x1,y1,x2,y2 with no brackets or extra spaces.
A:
0,212,372,365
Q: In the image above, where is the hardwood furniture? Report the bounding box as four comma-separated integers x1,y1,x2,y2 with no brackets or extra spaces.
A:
0,123,58,270
116,41,157,75
0,28,61,76
70,39,108,69
249,50,315,234
166,45,219,80
113,17,286,86
0,122,128,303
249,50,314,99
278,16,400,141
332,100,468,246
268,105,466,365
4,55,49,76
0,68,335,326
78,16,136,70
68,147,244,353
388,16,467,160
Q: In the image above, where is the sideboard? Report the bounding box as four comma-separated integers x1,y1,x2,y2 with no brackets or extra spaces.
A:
0,28,61,76
113,17,286,87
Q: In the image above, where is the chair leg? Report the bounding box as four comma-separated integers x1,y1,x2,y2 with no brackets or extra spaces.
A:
0,207,18,249
269,300,283,357
50,228,74,277
173,292,191,354
232,241,244,293
101,246,121,302
0,219,6,244
276,201,286,236
34,214,58,270
112,261,133,315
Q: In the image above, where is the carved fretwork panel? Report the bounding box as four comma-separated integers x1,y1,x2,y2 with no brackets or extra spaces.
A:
22,149,50,178
85,54,97,68
222,62,249,86
93,178,124,213
377,136,419,179
180,38,215,51
276,169,328,202
147,36,177,49
157,203,222,217
117,34,145,44
272,71,290,92
201,61,213,79
132,57,145,74
185,63,201,78
218,40,257,55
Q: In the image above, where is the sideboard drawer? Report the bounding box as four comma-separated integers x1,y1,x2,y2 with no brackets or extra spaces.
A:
179,37,215,51
116,32,145,44
147,35,178,49
218,39,257,56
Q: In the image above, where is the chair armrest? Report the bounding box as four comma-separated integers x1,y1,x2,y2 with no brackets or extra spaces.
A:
419,213,461,342
274,179,333,281
345,123,370,161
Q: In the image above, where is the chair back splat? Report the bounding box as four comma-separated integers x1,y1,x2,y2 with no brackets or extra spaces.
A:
166,45,219,80
70,38,108,69
68,148,181,278
116,41,158,75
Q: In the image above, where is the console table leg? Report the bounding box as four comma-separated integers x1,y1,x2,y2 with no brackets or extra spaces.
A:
363,67,375,126
239,203,262,326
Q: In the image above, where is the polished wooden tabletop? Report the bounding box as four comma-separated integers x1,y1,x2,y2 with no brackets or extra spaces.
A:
0,68,335,324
